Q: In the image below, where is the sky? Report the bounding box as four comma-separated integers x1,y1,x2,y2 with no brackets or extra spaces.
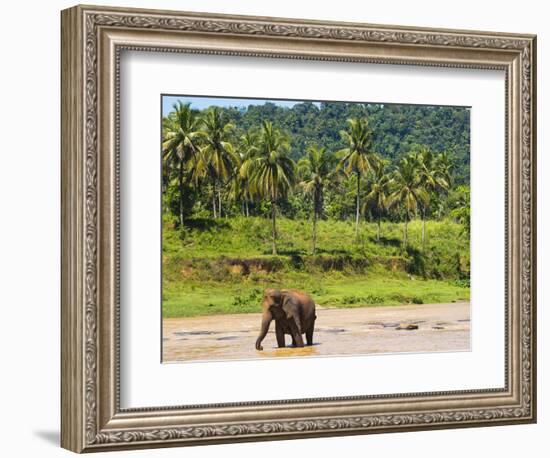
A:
162,95,321,116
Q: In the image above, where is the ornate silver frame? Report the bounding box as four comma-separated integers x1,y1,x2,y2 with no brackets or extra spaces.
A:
61,4,537,453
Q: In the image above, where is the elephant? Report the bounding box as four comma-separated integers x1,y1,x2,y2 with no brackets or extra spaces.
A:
255,288,316,351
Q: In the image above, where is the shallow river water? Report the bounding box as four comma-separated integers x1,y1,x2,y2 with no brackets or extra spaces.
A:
162,302,470,363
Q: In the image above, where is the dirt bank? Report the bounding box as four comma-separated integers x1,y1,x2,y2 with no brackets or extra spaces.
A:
162,302,470,362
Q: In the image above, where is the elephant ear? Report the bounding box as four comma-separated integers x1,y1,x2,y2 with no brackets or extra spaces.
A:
281,294,298,318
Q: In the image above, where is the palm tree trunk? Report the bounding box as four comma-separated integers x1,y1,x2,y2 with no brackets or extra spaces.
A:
421,209,426,250
212,182,217,218
271,201,277,255
377,215,381,242
355,172,361,238
217,187,222,218
312,208,318,255
245,200,249,217
178,159,185,227
404,216,408,248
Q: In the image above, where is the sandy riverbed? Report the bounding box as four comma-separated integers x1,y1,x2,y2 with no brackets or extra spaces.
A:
162,302,470,362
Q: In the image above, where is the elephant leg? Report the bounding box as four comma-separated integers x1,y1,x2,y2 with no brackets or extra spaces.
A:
290,317,304,347
306,325,314,346
275,321,286,348
292,332,304,347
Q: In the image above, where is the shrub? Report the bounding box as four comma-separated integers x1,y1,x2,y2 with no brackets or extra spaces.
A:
452,278,470,288
231,288,263,309
340,294,385,305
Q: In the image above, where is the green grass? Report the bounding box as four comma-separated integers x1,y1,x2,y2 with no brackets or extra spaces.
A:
162,216,470,318
163,274,469,318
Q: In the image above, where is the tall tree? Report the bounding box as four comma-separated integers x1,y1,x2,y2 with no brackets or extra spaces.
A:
450,185,470,235
337,117,375,238
228,162,252,217
363,156,391,242
162,102,202,226
247,121,296,255
236,129,260,217
435,150,454,189
415,147,451,249
298,145,336,254
389,155,429,248
200,107,239,218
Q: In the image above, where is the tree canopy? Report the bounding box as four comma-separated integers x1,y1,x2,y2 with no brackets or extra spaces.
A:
162,99,470,252
212,101,470,184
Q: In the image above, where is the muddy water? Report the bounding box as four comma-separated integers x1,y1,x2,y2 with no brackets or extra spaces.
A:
162,302,470,363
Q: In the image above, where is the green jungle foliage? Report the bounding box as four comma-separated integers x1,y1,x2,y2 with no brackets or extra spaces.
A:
210,102,470,183
161,100,471,317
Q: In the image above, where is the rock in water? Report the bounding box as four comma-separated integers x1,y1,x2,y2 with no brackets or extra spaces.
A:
396,323,419,330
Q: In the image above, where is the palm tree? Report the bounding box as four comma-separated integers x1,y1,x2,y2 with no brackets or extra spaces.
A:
236,129,259,217
227,170,247,216
337,117,375,238
247,121,296,255
389,155,429,248
200,107,239,218
415,147,451,249
362,156,391,242
450,185,470,235
298,145,336,254
162,102,202,226
435,151,454,189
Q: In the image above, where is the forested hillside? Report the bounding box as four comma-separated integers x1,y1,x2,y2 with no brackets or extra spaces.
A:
215,101,470,183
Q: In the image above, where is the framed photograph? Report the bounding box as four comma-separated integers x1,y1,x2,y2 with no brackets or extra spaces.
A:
61,4,537,452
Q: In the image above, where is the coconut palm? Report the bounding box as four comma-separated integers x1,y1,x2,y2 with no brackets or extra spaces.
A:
298,145,337,254
389,155,429,248
435,151,454,189
415,147,451,249
236,129,260,217
337,117,375,238
362,156,391,242
450,185,470,235
200,107,239,217
162,102,202,226
247,121,296,255
227,170,248,216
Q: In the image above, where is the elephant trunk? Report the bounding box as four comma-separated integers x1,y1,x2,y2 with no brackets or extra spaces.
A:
255,313,272,351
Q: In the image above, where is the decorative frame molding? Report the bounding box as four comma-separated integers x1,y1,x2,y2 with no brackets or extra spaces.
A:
61,4,536,453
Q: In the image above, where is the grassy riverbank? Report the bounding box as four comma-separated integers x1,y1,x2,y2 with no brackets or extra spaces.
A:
162,216,469,318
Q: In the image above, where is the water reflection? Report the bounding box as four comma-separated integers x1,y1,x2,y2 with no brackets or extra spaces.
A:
260,344,320,358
